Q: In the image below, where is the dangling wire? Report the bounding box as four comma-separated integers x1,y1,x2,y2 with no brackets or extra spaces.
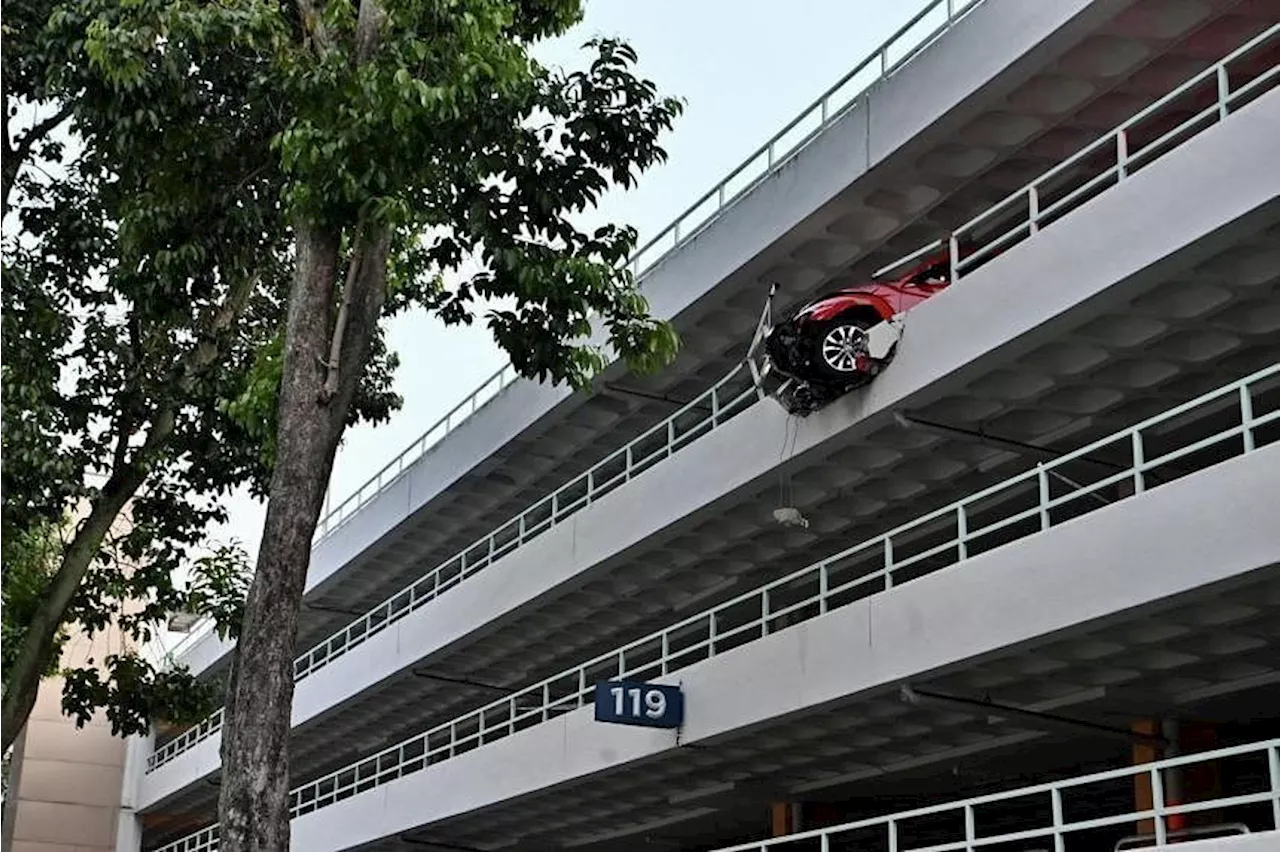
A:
773,411,808,528
776,413,796,507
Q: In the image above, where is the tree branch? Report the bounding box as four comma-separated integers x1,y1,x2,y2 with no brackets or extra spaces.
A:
320,231,367,401
355,0,387,63
328,225,390,428
14,102,75,161
294,0,331,54
188,269,258,382
0,267,259,750
1,400,176,752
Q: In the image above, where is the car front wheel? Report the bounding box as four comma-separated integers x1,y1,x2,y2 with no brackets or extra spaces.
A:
812,317,873,382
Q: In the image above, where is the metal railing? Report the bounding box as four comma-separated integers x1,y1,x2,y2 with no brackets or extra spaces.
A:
149,21,1280,773
156,825,218,852
885,22,1280,282
309,0,985,547
147,363,759,772
153,361,1280,845
158,737,1280,852
161,0,986,668
313,363,519,541
707,739,1280,852
147,709,225,773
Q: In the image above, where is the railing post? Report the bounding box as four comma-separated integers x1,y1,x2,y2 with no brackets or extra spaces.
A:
578,668,587,707
1131,430,1146,494
1116,128,1129,180
888,820,899,852
1216,62,1231,120
1051,787,1066,852
761,590,770,638
661,631,670,676
964,804,976,852
884,538,895,589
667,420,676,457
1028,184,1040,234
819,562,829,615
542,683,550,723
1151,766,1167,846
956,503,968,561
1240,384,1256,453
1037,464,1052,530
949,233,961,281
1268,744,1280,831
708,612,717,658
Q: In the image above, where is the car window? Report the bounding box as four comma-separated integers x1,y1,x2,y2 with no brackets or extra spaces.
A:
907,261,949,285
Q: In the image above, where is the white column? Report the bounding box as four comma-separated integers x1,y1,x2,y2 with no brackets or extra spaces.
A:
114,733,152,852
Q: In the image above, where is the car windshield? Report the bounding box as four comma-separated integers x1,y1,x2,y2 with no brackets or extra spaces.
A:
908,260,949,284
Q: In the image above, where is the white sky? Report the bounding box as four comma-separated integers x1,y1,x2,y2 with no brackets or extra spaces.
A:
210,0,922,560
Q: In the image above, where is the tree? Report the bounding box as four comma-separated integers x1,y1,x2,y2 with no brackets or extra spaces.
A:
58,0,680,846
0,0,399,750
1,0,230,741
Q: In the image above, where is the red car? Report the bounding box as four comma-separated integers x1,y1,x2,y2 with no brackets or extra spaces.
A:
765,248,951,387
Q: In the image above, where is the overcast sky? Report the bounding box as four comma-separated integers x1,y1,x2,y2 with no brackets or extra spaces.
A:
208,0,927,563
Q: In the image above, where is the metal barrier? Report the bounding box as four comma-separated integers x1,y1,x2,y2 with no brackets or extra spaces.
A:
153,360,1280,845
706,739,1280,852
313,362,519,541
148,20,1280,774
147,363,758,771
885,22,1280,281
155,825,218,852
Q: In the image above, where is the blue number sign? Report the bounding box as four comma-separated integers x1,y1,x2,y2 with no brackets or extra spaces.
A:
593,680,683,729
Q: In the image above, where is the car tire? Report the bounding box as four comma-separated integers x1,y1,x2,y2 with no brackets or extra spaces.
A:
810,316,874,383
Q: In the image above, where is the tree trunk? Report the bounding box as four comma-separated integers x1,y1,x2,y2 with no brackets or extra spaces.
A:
0,422,168,752
218,221,389,851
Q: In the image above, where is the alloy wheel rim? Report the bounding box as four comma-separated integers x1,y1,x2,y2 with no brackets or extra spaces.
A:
820,324,866,372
